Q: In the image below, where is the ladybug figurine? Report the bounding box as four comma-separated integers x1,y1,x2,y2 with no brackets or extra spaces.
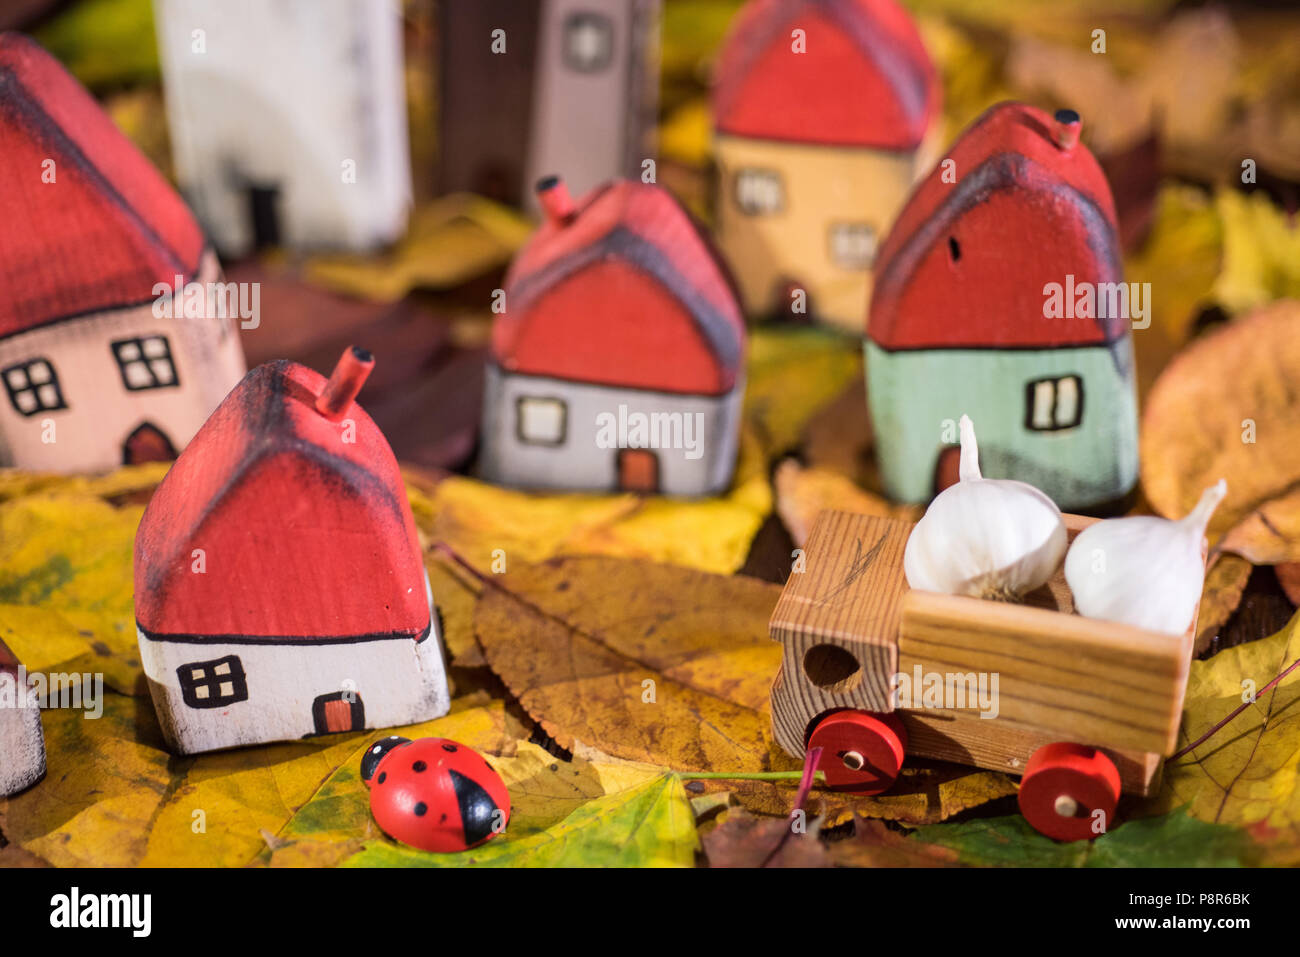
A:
362,736,511,853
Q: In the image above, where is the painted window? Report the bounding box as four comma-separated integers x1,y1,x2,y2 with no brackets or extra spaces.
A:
2,358,67,416
516,396,567,446
562,12,614,72
734,169,783,216
829,223,877,269
1025,374,1084,431
176,655,249,710
112,335,180,391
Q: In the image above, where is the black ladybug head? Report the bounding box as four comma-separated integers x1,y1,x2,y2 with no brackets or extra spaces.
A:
361,736,411,786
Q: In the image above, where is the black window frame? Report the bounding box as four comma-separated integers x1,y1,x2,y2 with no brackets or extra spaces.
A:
111,335,181,392
1024,374,1085,432
515,395,569,447
177,655,249,709
1,358,67,417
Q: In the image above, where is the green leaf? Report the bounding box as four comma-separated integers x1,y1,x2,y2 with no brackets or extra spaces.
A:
912,807,1256,867
343,772,698,868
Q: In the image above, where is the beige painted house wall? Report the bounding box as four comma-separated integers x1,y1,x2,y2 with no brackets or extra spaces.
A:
714,133,922,332
0,253,245,471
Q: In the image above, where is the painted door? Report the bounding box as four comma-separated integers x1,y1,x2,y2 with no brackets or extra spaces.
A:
617,448,659,492
122,422,177,464
312,691,366,734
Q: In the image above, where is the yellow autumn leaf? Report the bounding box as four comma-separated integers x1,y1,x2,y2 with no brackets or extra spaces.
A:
0,690,524,868
1154,610,1300,862
0,494,144,694
1123,184,1224,398
745,328,862,459
774,458,921,547
302,193,534,302
1213,189,1300,316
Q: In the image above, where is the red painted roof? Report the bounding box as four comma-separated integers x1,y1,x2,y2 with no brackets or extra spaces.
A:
0,33,204,338
134,360,428,642
493,180,746,395
868,102,1124,350
712,0,939,149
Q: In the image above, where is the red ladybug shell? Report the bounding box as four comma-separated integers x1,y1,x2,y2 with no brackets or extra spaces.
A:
365,737,511,853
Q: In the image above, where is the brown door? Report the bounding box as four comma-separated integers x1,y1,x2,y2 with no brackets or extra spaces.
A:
933,445,961,496
122,422,177,464
617,449,659,493
311,692,365,734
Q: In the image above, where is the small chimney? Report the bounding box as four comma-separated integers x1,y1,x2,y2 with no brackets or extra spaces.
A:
536,175,576,226
316,346,374,420
1052,109,1081,151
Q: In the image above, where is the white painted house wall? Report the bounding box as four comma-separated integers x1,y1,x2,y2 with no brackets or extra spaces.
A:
139,577,450,755
0,252,245,471
154,0,411,254
479,364,743,496
0,689,44,796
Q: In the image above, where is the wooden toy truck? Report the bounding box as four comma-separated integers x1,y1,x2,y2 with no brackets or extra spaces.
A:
770,509,1200,841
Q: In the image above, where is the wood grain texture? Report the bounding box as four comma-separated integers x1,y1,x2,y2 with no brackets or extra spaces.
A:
768,511,908,753
900,708,1164,797
899,583,1192,756
768,509,1198,793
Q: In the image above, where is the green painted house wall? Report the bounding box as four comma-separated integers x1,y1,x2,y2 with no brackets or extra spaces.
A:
864,339,1139,510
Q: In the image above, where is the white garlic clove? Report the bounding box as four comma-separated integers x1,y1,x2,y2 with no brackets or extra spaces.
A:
904,415,1068,601
1064,479,1227,636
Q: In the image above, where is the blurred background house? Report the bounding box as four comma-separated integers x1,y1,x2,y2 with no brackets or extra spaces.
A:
1,0,1297,475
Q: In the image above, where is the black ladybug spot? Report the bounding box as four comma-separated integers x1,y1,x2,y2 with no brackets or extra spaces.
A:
378,772,386,784
414,802,428,817
440,813,448,823
948,236,961,263
441,743,458,753
413,760,428,772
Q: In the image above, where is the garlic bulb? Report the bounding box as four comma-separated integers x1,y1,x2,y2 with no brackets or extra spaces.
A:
1064,479,1227,635
904,416,1067,601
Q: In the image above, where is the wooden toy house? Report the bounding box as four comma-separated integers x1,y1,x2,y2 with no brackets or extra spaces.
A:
0,33,246,472
866,103,1139,512
154,0,412,254
134,349,450,755
0,637,45,796
711,0,940,331
438,0,660,212
770,509,1201,842
479,177,746,495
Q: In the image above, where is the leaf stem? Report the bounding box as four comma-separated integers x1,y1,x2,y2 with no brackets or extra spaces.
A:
1169,655,1300,761
679,771,826,782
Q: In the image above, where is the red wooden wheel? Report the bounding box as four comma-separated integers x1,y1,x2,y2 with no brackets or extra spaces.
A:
807,711,907,794
1018,742,1121,842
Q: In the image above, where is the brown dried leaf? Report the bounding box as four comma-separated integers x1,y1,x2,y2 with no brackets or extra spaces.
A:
729,762,1018,828
1276,563,1300,606
774,459,922,548
1195,553,1254,654
701,808,831,868
474,556,786,773
1141,299,1300,554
